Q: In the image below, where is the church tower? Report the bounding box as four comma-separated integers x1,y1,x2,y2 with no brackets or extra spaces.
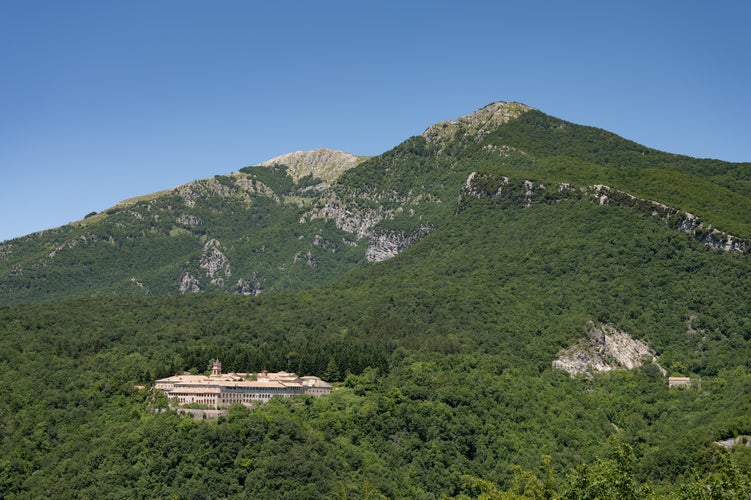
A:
211,359,222,377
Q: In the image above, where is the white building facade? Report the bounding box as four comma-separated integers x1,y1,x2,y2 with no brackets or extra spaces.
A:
154,360,332,408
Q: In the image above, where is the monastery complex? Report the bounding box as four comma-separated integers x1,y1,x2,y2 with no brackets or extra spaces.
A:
154,360,332,409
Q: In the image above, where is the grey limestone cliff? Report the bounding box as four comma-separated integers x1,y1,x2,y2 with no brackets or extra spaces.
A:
199,239,231,284
365,224,434,263
553,322,665,378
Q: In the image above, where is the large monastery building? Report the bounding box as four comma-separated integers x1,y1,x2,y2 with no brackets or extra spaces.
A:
155,360,332,409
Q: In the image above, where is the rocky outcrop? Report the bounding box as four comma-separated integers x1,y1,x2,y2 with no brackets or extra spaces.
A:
293,251,317,268
302,191,435,261
481,143,524,158
129,277,150,294
583,184,749,254
300,190,394,238
234,278,262,296
365,223,434,263
461,172,509,200
312,234,337,252
423,101,532,151
172,177,280,209
177,215,203,227
457,173,547,211
260,148,364,184
199,239,231,280
47,233,99,258
179,273,201,293
232,177,280,202
553,322,665,378
716,435,751,449
523,180,539,207
0,243,13,260
174,178,234,208
460,173,750,254
696,229,748,252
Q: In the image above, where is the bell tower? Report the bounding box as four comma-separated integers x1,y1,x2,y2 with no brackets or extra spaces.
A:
211,359,222,377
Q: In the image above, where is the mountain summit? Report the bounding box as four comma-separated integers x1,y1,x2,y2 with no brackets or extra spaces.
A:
259,148,366,183
0,101,749,305
2,102,751,498
422,101,532,146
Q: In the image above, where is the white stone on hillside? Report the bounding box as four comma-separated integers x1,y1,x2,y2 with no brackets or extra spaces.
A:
553,322,665,378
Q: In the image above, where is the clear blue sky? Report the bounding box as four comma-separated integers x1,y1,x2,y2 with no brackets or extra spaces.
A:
2,0,749,242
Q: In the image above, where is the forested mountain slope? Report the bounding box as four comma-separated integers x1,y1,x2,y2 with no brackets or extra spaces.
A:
1,185,750,497
0,151,369,305
2,102,750,306
1,102,750,497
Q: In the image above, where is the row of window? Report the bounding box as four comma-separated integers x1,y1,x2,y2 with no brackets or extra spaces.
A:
175,393,284,404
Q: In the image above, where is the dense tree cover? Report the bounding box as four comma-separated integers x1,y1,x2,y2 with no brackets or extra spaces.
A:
2,104,751,496
1,303,750,498
2,194,751,497
467,111,751,237
339,110,751,240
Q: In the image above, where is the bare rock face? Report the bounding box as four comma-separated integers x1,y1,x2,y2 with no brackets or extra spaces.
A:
179,273,201,293
300,190,393,239
458,173,548,212
553,322,665,378
177,215,203,227
47,233,99,258
0,243,14,260
260,148,364,184
696,229,748,253
461,172,510,200
174,178,234,208
365,223,433,263
232,177,279,202
199,239,231,279
293,251,317,268
129,277,146,289
234,278,262,296
716,435,751,449
312,234,337,252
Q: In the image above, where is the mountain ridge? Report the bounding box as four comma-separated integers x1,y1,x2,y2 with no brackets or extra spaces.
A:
1,101,749,306
2,101,751,497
